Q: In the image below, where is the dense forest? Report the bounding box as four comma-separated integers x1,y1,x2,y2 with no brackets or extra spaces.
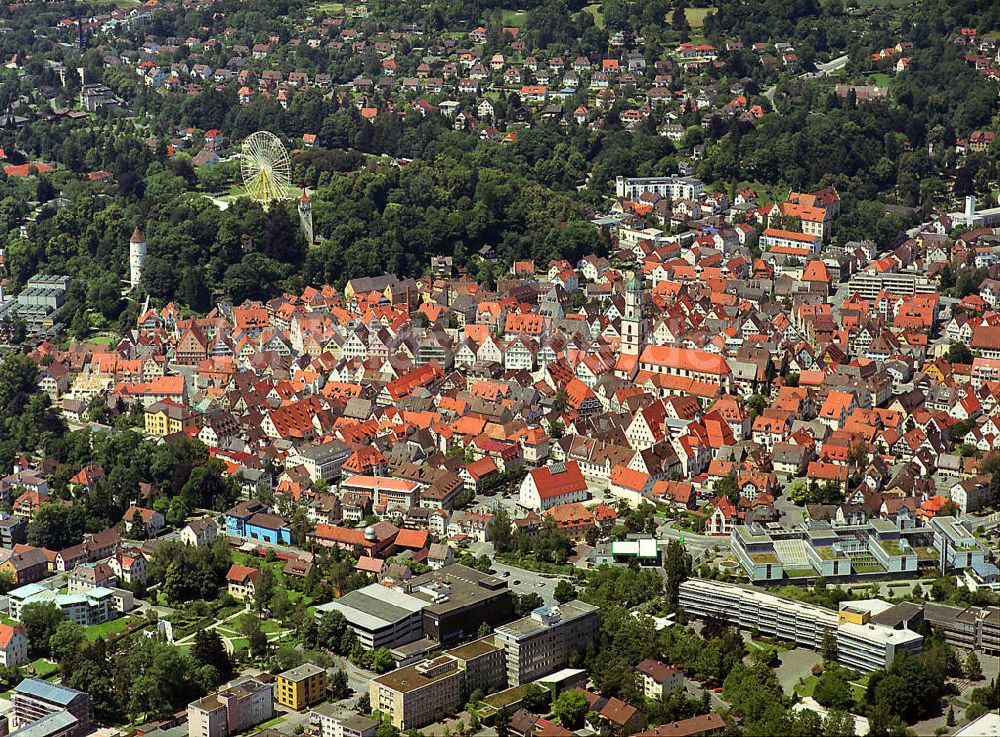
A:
0,0,997,317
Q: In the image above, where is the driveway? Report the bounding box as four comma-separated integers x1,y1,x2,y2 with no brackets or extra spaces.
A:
773,647,822,695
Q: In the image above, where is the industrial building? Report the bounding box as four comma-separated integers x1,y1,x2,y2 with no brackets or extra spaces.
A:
316,564,513,650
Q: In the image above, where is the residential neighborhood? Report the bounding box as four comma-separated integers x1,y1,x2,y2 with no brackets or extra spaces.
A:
0,0,997,737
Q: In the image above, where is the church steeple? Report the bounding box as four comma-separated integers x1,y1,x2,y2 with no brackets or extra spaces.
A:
621,269,645,357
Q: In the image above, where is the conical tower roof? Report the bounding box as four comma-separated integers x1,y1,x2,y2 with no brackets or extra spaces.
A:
130,226,145,243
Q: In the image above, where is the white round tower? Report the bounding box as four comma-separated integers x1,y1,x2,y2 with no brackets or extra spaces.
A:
129,225,147,289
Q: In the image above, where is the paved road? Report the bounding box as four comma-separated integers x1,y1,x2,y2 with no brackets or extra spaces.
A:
774,646,823,695
763,85,778,112
327,654,376,698
656,521,725,561
467,541,577,604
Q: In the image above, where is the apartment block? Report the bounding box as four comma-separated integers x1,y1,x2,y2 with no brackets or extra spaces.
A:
371,656,464,730
369,636,506,730
187,678,274,737
846,270,935,300
277,663,327,710
0,623,29,667
493,600,600,686
614,175,704,201
636,659,684,699
309,705,378,737
11,680,92,737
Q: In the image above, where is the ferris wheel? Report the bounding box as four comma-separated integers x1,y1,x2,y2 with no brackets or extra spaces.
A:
241,130,291,208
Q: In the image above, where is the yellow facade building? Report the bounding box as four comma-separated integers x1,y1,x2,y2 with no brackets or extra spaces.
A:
276,663,327,710
144,399,197,437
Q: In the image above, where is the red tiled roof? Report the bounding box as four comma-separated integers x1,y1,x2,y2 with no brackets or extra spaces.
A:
226,563,260,583
634,713,725,737
394,528,428,550
529,461,587,500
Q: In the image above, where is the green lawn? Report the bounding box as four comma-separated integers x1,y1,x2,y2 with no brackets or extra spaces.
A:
254,714,286,731
309,1,343,12
500,9,527,25
85,616,135,641
851,563,886,574
685,6,714,28
795,675,819,698
26,658,58,678
232,614,282,634
868,73,892,87
855,0,911,7
749,637,790,653
583,3,605,29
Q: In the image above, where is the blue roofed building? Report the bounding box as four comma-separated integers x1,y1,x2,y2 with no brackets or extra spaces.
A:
11,679,92,737
8,709,78,737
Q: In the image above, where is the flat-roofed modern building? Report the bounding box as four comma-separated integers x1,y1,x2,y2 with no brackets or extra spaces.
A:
846,270,935,300
836,618,923,673
729,518,983,582
493,600,600,685
595,538,662,567
923,602,1000,655
680,580,926,673
369,636,505,730
276,663,327,710
316,584,425,649
11,680,92,737
679,579,837,649
371,656,464,730
444,636,507,694
406,564,514,645
930,516,986,571
614,175,704,201
7,709,79,737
